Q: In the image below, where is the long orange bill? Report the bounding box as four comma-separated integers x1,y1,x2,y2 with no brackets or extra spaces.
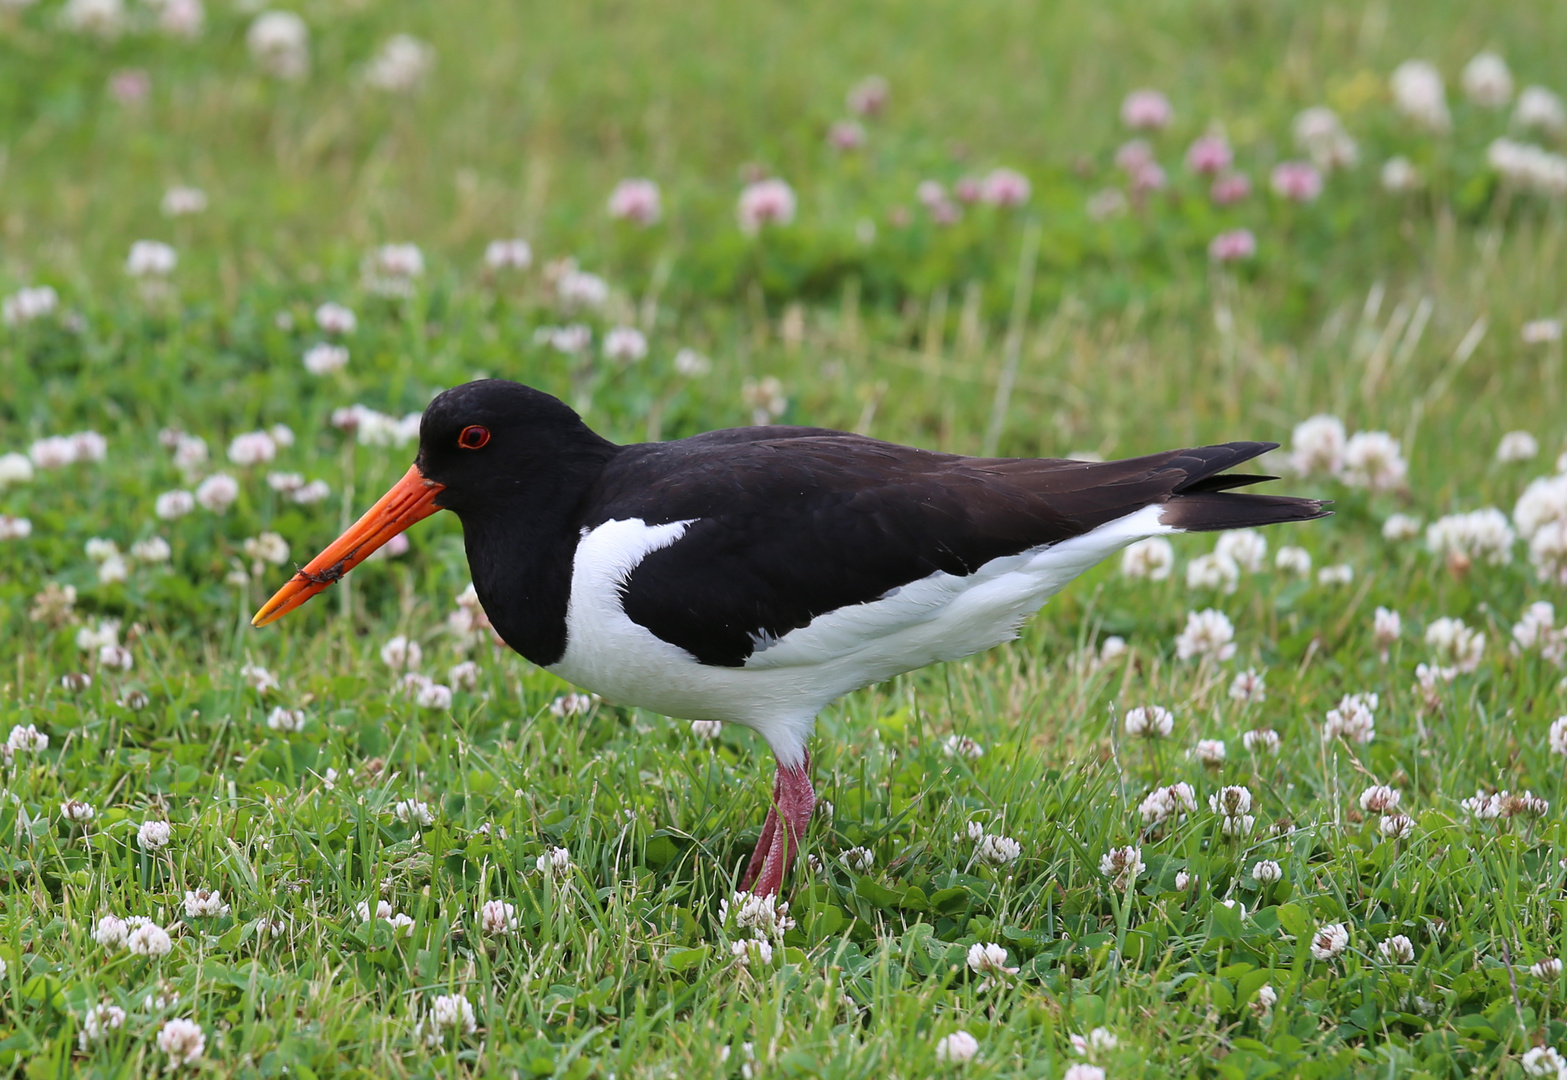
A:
252,464,446,627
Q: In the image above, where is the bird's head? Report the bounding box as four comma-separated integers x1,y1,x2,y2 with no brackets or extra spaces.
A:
251,379,609,628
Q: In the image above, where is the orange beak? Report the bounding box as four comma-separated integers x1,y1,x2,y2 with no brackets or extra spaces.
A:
252,464,445,627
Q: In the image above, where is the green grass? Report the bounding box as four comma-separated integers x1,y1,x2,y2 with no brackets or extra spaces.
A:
4,0,1567,1076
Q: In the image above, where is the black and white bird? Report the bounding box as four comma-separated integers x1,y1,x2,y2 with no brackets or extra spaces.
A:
255,379,1328,895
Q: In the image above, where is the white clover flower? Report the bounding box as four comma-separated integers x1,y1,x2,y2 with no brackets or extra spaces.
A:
980,167,1031,207
479,899,517,935
1174,871,1192,890
719,890,795,937
292,479,331,505
1359,785,1401,814
1,287,58,328
549,692,597,717
1120,536,1174,580
128,922,173,957
1121,88,1173,129
603,327,648,363
76,618,119,651
741,376,788,423
1379,934,1416,964
1425,617,1485,673
7,724,48,752
1373,607,1402,656
1138,783,1196,826
1185,552,1239,593
1098,636,1128,664
139,820,172,850
1461,52,1513,107
1380,814,1415,840
227,430,277,466
194,473,239,513
1098,845,1144,887
1486,139,1567,197
363,34,433,93
448,661,480,690
153,489,196,520
1461,790,1504,821
1064,1067,1107,1080
156,1018,205,1066
1380,156,1422,192
1124,704,1173,739
1382,513,1422,542
313,301,356,334
1522,319,1564,345
247,11,309,79
536,846,571,874
79,1003,127,1048
266,707,306,733
484,238,533,269
60,799,96,822
93,915,130,948
607,179,662,226
966,941,1016,976
942,734,984,760
1323,694,1376,744
380,635,422,671
1274,545,1311,576
1523,1047,1567,1077
730,937,774,967
392,799,434,826
1229,668,1265,703
161,186,207,216
1069,1028,1119,1059
303,343,349,375
1292,106,1358,170
1516,86,1567,134
1316,564,1353,586
840,846,875,872
1251,985,1277,1016
125,240,177,277
130,537,171,563
934,1031,979,1065
1290,414,1346,476
1210,785,1253,817
416,683,453,711
419,994,476,1046
242,532,289,569
1532,958,1563,980
0,514,32,541
1497,431,1540,463
1216,529,1267,572
1391,60,1450,131
240,664,278,694
673,348,712,377
1194,739,1226,765
1242,728,1280,754
0,452,34,487
737,178,797,233
1175,608,1237,662
183,888,230,918
557,269,608,310
1310,922,1350,960
975,833,1021,866
1341,432,1407,493
1252,859,1283,884
690,719,722,740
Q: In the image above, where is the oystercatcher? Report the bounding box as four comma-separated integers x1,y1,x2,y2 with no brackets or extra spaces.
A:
255,379,1327,895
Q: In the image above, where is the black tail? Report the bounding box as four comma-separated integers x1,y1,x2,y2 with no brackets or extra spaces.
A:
1157,441,1332,532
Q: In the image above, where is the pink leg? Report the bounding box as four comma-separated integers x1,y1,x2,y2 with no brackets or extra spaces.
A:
742,753,814,898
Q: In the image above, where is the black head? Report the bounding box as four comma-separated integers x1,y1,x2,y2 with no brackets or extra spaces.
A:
415,380,618,519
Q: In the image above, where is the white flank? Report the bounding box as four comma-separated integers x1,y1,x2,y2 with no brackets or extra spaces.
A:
549,506,1176,765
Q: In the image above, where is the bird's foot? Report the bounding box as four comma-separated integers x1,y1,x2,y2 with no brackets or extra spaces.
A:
739,754,814,897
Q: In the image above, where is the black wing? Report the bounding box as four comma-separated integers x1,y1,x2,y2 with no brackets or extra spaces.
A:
584,431,1325,667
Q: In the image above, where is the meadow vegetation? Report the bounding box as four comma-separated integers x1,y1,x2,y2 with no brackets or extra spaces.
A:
3,0,1567,1076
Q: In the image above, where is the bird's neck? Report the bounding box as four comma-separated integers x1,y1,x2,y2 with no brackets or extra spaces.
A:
457,445,616,668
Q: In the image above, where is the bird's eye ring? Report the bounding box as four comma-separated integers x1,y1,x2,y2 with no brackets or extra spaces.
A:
458,425,490,449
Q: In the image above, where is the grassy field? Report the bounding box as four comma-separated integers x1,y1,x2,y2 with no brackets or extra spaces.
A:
4,0,1567,1076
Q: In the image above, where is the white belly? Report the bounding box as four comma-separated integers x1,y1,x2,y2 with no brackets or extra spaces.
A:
546,506,1174,765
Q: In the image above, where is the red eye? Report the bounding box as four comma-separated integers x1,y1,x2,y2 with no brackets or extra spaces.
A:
458,425,490,449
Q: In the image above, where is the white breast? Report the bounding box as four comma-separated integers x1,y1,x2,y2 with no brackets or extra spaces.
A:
546,505,1175,766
